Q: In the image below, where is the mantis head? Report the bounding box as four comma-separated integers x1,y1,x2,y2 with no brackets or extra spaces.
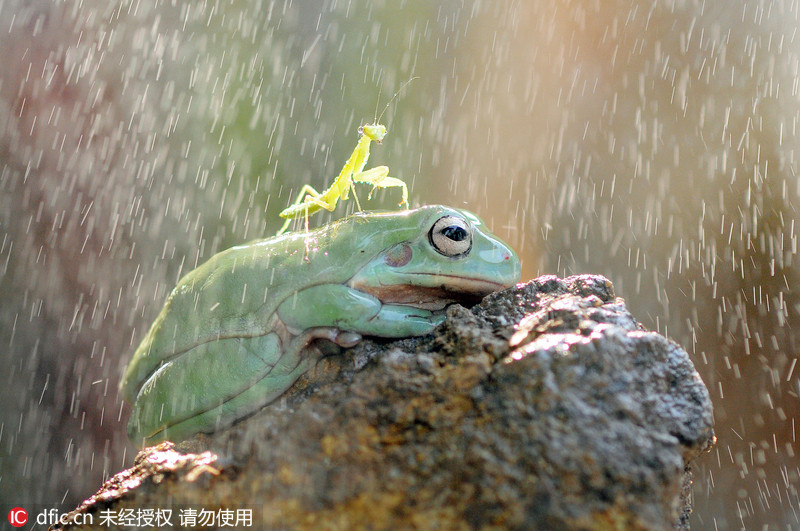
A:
359,123,387,143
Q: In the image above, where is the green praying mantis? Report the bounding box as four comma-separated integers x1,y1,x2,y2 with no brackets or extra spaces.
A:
276,81,417,235
276,124,408,235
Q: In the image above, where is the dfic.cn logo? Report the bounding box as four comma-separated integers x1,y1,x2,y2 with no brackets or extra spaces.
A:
8,507,28,527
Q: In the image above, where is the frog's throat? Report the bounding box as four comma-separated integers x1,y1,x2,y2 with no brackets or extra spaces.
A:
349,275,507,311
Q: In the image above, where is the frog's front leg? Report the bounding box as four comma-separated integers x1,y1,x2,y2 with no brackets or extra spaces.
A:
277,284,445,338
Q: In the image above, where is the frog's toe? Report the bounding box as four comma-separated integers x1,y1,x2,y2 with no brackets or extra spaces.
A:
333,330,362,348
288,327,362,355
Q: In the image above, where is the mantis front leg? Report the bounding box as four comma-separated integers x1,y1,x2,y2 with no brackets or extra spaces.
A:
352,166,409,207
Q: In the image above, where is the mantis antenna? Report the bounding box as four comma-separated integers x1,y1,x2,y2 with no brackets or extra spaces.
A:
375,76,419,126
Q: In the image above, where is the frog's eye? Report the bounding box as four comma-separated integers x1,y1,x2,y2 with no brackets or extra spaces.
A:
429,216,472,257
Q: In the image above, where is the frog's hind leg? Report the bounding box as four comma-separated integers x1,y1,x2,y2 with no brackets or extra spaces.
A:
128,332,285,444
136,327,361,445
196,327,361,432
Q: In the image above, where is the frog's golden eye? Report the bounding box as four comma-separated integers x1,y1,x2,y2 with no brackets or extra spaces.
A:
429,215,472,257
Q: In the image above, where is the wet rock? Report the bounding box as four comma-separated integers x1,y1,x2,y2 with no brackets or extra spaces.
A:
53,275,714,530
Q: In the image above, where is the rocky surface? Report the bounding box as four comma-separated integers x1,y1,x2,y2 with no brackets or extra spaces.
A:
53,275,715,530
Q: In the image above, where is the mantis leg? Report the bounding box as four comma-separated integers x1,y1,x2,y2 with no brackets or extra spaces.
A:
277,184,339,235
347,182,364,212
352,166,409,207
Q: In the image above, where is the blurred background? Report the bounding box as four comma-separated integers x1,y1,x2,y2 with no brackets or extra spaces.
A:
1,0,798,527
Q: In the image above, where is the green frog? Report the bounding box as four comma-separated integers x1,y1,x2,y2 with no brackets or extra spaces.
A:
121,205,521,445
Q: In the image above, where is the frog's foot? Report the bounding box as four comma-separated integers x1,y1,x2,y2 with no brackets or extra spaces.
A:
284,326,362,362
331,330,362,348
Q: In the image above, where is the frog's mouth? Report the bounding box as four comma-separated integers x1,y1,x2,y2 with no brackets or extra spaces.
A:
350,274,508,311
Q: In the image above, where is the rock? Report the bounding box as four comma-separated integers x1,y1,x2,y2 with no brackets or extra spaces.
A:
52,275,714,530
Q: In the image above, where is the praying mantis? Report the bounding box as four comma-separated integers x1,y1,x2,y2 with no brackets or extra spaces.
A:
275,123,408,235
276,80,417,236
